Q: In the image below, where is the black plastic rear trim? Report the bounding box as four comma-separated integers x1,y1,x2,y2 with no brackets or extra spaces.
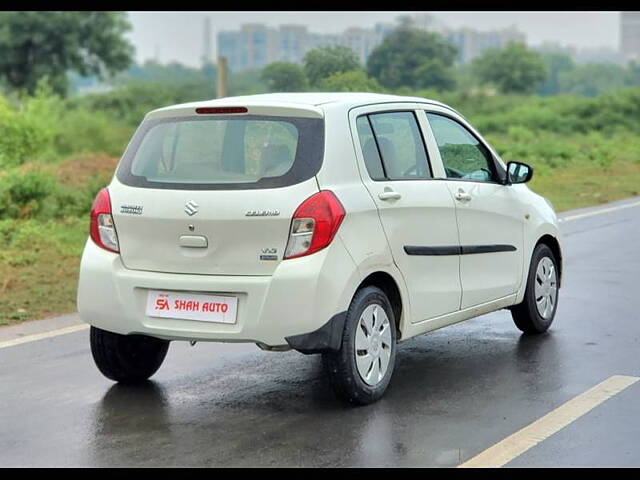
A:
285,311,347,355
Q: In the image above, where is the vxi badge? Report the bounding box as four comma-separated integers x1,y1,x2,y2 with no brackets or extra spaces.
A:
260,247,278,261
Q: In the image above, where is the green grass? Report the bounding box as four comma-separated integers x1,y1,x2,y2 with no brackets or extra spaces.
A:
0,217,87,325
530,160,640,211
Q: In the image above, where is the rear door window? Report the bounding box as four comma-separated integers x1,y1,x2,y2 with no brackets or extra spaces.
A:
118,115,324,190
355,116,386,180
356,111,432,181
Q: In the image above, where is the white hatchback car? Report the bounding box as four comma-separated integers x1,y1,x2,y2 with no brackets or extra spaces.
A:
78,93,563,405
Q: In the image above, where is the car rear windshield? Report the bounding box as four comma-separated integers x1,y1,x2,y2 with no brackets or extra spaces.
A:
116,114,324,190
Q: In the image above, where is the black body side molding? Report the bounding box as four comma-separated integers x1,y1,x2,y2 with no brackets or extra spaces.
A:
403,245,461,256
404,244,517,256
460,244,516,255
285,311,347,355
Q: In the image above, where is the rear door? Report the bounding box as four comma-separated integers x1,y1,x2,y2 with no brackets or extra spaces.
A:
110,111,323,276
423,110,525,308
350,105,462,323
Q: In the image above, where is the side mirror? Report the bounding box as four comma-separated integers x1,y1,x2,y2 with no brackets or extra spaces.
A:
506,161,533,185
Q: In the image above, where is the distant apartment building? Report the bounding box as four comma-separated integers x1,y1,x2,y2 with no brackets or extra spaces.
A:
534,41,578,57
279,24,309,63
217,22,392,72
408,13,447,33
621,11,640,63
400,13,526,64
216,14,526,72
444,26,526,64
573,46,624,65
534,41,624,65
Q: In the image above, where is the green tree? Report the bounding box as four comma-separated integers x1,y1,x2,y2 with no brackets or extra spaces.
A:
261,62,308,92
227,69,269,96
628,61,640,86
115,59,216,86
557,63,631,97
303,46,361,87
472,43,547,94
319,70,383,92
537,52,575,95
108,59,218,99
0,11,134,95
367,28,458,90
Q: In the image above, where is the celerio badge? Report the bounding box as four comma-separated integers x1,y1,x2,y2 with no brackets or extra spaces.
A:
245,209,280,217
185,200,199,216
120,205,143,215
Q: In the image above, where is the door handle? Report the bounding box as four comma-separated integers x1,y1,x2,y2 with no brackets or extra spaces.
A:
378,190,402,201
454,189,472,202
179,235,208,248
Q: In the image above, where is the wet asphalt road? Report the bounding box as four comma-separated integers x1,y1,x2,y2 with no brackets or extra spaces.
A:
1,198,640,467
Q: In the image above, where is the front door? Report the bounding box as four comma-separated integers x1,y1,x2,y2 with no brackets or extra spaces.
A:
425,112,525,309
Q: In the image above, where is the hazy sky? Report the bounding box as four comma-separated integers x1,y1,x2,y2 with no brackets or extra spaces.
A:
127,11,622,67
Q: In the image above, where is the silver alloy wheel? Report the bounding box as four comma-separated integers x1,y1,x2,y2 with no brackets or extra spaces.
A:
355,304,393,386
534,256,558,319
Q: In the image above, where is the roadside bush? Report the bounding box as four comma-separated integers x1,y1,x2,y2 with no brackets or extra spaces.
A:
48,173,110,218
0,170,56,219
54,108,131,157
69,80,215,127
0,217,87,268
0,89,62,167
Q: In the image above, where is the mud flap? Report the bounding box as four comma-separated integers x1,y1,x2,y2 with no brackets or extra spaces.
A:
284,311,347,354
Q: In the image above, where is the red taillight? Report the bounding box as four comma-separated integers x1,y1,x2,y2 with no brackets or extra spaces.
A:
90,188,119,253
195,107,248,114
284,191,345,260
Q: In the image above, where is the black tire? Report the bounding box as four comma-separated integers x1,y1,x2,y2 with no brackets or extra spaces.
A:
90,326,170,383
322,286,397,405
511,243,559,334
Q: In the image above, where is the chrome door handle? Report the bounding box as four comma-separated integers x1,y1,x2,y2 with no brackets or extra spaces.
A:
378,190,402,201
454,190,472,202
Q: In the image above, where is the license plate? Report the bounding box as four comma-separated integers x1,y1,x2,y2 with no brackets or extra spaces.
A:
145,290,238,324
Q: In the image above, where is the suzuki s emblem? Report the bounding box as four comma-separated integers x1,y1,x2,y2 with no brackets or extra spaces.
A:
184,200,199,216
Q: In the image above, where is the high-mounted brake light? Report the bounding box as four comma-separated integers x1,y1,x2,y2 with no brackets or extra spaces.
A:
195,107,248,114
90,188,119,253
284,191,345,260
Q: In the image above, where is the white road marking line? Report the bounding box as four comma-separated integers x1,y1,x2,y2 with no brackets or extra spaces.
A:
458,375,640,468
560,200,640,222
0,323,89,349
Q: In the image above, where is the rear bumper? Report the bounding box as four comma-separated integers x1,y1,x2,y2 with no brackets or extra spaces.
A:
77,237,360,347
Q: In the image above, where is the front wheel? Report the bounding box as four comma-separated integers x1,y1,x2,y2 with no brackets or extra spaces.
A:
90,326,170,383
511,243,559,334
322,286,397,405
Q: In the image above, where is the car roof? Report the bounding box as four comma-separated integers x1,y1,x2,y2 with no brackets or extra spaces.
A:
203,92,443,107
147,92,460,119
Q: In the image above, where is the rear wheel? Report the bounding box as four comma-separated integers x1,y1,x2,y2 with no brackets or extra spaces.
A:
323,286,397,405
90,326,170,383
511,243,559,334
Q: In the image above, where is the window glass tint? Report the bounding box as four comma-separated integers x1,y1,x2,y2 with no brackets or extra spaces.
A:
426,113,496,182
356,116,385,180
368,112,431,180
130,118,299,184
